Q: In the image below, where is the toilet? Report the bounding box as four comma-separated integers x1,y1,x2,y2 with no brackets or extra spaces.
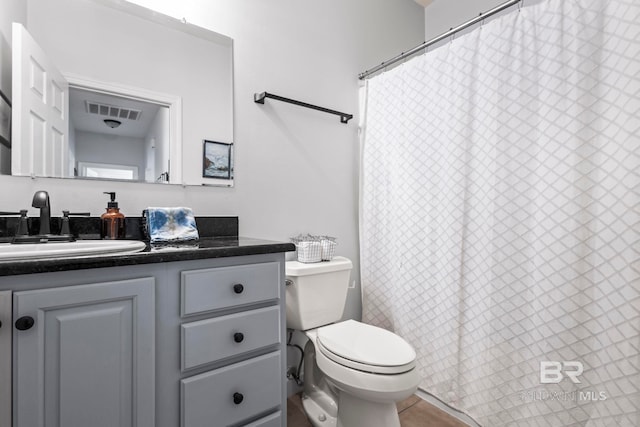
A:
286,256,420,427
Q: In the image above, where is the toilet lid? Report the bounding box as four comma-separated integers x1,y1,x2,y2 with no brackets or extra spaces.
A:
316,320,416,374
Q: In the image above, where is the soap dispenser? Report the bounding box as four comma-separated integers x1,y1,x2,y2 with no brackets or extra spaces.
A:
101,192,126,239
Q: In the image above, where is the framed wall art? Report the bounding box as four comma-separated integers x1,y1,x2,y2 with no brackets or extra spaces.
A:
202,140,233,180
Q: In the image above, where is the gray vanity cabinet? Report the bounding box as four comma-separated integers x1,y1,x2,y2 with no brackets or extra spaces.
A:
12,277,156,427
0,291,11,427
1,251,288,427
178,261,284,427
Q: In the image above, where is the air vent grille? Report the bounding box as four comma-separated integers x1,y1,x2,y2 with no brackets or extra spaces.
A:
85,101,142,121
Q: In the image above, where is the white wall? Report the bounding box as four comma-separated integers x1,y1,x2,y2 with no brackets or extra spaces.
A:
146,107,170,182
0,0,424,323
74,131,146,176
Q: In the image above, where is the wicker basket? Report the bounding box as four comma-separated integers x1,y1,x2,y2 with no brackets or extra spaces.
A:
291,234,336,263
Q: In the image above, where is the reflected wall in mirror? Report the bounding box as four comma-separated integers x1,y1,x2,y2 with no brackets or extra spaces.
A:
70,88,171,183
6,0,234,186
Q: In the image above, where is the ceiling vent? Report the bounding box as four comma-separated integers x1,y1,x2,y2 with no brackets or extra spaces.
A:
85,101,142,121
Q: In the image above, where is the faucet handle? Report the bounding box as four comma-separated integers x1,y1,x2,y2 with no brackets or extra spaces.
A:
16,210,29,237
60,211,90,236
0,210,29,236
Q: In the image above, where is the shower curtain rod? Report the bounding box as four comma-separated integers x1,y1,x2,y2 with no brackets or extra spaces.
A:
358,0,521,80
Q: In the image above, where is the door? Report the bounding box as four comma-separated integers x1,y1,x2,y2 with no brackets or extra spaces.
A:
0,291,11,427
11,22,69,178
13,278,155,427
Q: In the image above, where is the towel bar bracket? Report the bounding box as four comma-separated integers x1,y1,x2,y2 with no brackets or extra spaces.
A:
254,91,353,124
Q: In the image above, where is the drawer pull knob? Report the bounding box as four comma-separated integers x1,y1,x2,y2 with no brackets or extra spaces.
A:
233,332,244,343
233,392,244,405
15,316,35,331
233,283,244,294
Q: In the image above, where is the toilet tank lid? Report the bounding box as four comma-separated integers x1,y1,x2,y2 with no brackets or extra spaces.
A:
286,256,353,276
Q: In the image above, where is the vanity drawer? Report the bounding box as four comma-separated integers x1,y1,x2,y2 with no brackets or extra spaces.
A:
181,306,281,370
181,262,280,316
181,351,282,427
243,411,282,427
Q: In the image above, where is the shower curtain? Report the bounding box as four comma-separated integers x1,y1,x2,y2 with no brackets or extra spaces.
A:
360,0,639,426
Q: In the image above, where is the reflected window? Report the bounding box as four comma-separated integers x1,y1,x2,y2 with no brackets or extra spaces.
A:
78,162,139,180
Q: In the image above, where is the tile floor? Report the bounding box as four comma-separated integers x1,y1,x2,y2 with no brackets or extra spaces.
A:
287,393,469,427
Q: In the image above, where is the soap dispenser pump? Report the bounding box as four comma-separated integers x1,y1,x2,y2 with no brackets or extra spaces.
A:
101,192,126,239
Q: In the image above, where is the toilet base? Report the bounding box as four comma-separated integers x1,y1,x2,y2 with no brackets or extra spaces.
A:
336,392,400,427
302,393,337,427
302,390,401,427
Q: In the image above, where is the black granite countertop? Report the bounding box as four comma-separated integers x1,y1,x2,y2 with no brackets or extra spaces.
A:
0,237,296,277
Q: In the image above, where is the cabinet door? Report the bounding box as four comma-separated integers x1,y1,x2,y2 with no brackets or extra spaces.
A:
13,277,155,427
0,291,11,427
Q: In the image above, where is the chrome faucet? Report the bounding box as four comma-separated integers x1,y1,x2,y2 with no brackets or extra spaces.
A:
32,190,51,235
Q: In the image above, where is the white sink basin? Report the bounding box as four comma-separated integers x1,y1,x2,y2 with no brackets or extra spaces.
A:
0,240,147,261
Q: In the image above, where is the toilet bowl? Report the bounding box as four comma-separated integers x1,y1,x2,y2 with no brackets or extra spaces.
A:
285,257,420,427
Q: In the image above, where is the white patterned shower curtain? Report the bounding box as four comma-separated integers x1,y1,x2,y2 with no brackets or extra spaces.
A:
360,0,639,426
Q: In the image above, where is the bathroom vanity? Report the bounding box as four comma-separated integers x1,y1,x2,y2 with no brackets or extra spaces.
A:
0,237,294,427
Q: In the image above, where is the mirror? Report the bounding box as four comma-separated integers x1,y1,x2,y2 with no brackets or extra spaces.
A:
70,87,171,183
6,0,234,186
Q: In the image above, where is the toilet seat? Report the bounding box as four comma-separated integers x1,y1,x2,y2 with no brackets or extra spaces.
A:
316,320,416,375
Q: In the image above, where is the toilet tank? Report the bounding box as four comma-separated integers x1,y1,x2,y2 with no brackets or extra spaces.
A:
285,256,353,331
